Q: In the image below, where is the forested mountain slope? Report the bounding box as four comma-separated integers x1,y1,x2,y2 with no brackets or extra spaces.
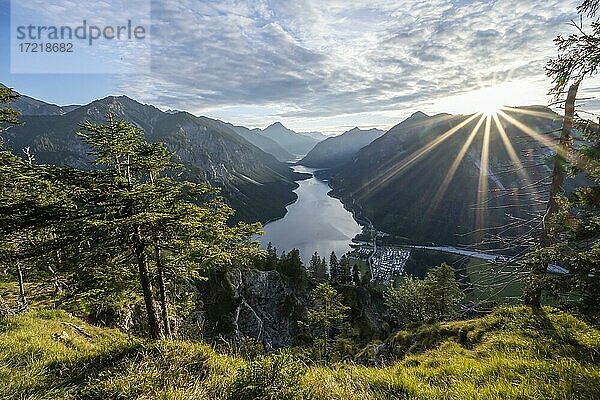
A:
328,107,563,245
4,94,304,222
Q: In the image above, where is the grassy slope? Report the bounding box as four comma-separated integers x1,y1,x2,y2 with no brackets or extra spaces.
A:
0,310,240,400
1,307,599,400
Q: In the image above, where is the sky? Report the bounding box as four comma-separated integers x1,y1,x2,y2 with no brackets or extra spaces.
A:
0,0,597,134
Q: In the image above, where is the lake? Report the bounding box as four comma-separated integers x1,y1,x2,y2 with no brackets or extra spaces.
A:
259,165,363,264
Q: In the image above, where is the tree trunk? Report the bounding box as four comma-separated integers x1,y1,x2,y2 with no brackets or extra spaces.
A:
545,81,580,221
16,262,27,309
155,245,172,338
134,239,161,339
529,81,580,308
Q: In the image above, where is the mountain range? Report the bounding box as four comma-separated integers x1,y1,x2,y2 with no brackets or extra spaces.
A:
300,127,385,168
327,108,564,246
298,131,328,142
260,122,321,157
222,122,296,162
0,83,79,116
222,122,325,162
3,89,308,223
4,85,567,247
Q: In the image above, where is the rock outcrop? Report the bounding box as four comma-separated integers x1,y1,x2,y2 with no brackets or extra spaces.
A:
197,268,393,350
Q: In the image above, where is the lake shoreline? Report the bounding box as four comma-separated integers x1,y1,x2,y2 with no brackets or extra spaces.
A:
259,165,363,263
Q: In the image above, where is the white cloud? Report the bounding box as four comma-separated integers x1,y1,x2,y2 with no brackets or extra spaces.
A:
113,0,593,133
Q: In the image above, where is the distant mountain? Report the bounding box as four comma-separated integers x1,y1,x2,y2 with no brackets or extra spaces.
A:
300,127,385,168
4,93,305,223
298,131,328,141
328,107,564,246
261,122,320,157
1,84,79,116
223,122,295,162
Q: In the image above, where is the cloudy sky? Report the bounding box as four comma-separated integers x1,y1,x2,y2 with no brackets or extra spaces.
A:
0,0,596,134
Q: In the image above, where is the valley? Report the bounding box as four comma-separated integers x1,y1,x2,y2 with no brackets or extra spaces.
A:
259,165,362,264
3,92,311,224
327,108,563,247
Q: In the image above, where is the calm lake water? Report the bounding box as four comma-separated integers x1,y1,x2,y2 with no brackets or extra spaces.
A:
259,165,363,264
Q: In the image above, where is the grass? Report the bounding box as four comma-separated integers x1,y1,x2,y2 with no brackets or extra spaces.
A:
0,310,241,399
305,307,600,399
463,258,524,304
1,307,599,399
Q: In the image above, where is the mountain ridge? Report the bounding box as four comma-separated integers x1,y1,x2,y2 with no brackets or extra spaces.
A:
260,121,321,156
3,90,305,223
300,126,385,168
328,107,563,246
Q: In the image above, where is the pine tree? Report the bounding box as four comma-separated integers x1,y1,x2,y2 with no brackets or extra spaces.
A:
329,251,339,283
264,242,278,271
0,87,20,148
309,252,328,282
75,114,262,338
277,249,305,279
318,257,328,282
338,255,351,284
309,251,320,279
526,0,600,309
305,283,349,361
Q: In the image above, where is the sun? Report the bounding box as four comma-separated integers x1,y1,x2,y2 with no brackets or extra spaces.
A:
464,84,510,116
434,80,546,116
479,96,504,116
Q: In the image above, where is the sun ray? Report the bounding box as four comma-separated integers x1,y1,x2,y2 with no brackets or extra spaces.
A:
492,113,541,204
358,113,460,185
357,113,481,197
500,106,558,120
476,114,492,237
430,114,486,211
497,110,556,150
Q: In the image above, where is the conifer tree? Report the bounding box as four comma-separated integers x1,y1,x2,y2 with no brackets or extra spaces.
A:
309,251,328,282
309,251,320,279
277,249,305,279
526,0,600,309
264,242,278,271
329,251,339,283
338,255,351,284
0,87,20,148
352,264,361,286
306,283,349,361
76,114,262,338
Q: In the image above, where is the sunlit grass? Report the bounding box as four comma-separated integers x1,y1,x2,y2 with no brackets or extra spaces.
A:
0,310,240,400
303,307,600,400
2,307,599,399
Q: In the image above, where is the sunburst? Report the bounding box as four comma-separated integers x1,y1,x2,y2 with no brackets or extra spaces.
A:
355,85,560,241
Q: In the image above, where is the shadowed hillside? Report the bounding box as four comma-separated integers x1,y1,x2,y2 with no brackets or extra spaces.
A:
329,107,563,246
